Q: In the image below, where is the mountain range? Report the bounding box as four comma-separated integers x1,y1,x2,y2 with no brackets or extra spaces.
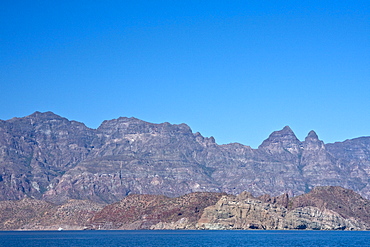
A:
1,111,370,204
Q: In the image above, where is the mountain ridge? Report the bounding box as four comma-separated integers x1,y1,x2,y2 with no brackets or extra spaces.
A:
1,111,370,204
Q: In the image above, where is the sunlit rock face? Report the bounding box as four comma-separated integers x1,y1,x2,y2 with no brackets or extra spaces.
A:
258,125,303,159
196,187,370,231
1,111,370,204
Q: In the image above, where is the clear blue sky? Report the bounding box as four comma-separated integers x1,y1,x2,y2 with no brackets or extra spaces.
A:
1,1,369,148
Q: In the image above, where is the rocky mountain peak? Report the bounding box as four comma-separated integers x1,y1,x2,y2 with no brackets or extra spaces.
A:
305,130,319,141
260,126,299,144
98,116,143,127
258,126,302,155
5,111,66,127
27,111,66,121
97,117,193,136
281,125,294,133
302,130,325,150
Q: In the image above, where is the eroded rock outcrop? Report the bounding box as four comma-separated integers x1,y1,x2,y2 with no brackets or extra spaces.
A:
196,187,370,230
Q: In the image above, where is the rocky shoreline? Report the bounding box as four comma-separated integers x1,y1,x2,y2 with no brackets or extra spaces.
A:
1,186,369,231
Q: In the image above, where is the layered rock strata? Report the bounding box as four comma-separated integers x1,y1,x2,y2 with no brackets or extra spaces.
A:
197,187,370,230
0,112,370,204
0,186,368,231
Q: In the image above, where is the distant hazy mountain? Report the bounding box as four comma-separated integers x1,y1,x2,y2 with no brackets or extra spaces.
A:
1,111,370,204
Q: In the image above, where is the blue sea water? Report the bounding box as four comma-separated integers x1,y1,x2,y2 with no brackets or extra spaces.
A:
0,230,369,247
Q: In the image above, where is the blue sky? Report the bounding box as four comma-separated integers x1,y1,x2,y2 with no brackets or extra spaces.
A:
1,1,369,148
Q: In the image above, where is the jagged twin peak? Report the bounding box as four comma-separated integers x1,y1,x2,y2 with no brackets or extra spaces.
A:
258,126,321,154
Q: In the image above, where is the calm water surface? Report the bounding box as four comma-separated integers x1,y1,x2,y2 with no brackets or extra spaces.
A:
0,230,369,247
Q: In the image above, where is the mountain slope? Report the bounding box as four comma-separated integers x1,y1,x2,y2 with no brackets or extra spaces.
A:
0,112,370,203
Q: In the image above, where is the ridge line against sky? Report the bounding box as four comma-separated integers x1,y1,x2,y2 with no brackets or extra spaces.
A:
1,1,369,148
0,111,367,149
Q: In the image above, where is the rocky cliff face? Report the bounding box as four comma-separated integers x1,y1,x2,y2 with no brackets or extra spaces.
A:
197,187,370,230
290,186,370,226
0,112,96,201
0,187,368,231
1,112,370,204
